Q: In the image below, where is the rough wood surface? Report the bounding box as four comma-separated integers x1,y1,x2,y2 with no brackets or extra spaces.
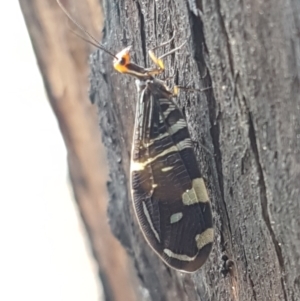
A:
90,0,300,300
18,1,138,300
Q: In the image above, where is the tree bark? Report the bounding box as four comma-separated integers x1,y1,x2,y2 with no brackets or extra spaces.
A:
90,0,300,301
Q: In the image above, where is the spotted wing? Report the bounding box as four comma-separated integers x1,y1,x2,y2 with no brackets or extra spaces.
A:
131,80,213,272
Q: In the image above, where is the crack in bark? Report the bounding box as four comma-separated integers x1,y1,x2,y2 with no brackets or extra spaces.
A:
188,2,235,285
135,1,147,67
240,235,257,301
248,112,288,301
214,0,234,77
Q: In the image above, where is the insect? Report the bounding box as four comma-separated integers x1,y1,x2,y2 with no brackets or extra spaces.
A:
57,0,214,273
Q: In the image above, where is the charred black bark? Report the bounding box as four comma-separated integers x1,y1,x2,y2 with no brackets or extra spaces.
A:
90,0,300,300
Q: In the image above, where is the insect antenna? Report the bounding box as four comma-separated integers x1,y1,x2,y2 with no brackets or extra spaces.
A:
56,0,117,59
158,41,187,60
150,31,176,52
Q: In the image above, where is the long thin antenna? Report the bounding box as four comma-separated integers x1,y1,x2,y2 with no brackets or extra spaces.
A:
56,0,117,59
158,41,187,60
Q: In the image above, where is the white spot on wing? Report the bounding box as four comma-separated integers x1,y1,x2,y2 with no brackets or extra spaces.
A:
131,145,178,171
142,202,160,242
162,104,176,119
195,228,214,250
176,138,192,150
163,249,197,262
169,119,187,135
147,132,169,146
131,161,145,171
182,178,209,205
161,166,173,172
170,212,183,224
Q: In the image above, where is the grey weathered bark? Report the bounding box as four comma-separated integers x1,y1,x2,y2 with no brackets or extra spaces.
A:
90,0,300,300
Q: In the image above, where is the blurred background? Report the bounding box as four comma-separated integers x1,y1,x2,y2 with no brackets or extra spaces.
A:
0,1,137,301
0,1,102,300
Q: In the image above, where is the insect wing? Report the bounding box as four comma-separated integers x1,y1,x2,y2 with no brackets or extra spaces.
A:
131,80,213,272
